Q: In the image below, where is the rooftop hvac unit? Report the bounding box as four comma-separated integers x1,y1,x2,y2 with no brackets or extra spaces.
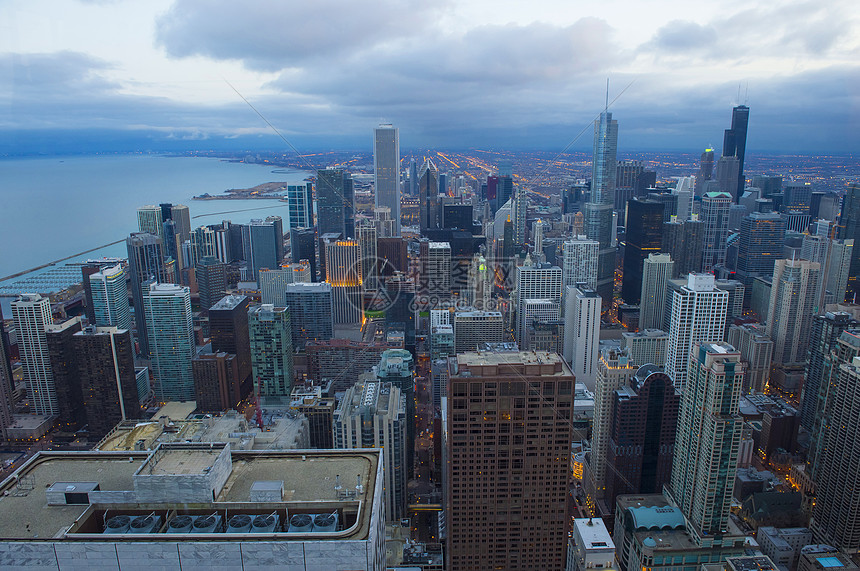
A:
226,514,253,533
129,514,162,534
104,515,131,534
288,513,313,532
251,513,279,533
166,515,196,534
192,514,222,534
312,513,338,532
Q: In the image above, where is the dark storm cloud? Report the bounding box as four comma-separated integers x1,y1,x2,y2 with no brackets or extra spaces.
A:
155,0,441,71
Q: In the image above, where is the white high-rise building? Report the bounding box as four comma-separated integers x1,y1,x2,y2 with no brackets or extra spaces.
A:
89,264,131,331
357,223,378,290
11,294,55,415
562,235,599,291
766,258,820,366
334,380,407,521
137,205,163,240
259,264,311,306
373,124,400,236
621,329,670,368
515,257,563,347
453,310,504,353
563,286,601,389
666,273,729,392
639,253,674,330
533,219,546,264
143,283,194,403
668,342,745,542
823,239,853,307
586,343,637,506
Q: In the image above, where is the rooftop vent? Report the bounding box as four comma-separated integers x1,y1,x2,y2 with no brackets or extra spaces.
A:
251,513,279,533
104,515,131,534
129,514,161,534
312,512,338,532
226,514,252,533
288,514,313,533
166,515,195,534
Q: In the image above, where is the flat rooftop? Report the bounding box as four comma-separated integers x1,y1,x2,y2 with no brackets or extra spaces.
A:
0,449,379,541
457,350,563,366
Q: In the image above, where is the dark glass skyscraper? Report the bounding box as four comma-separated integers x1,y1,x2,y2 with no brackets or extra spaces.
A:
722,105,749,203
126,232,168,356
418,159,440,233
838,183,860,301
605,366,680,512
316,169,354,238
622,197,664,304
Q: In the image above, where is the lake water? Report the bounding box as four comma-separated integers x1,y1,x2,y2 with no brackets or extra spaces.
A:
0,154,310,277
0,154,310,314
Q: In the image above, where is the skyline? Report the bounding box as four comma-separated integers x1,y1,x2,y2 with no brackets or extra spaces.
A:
2,1,859,154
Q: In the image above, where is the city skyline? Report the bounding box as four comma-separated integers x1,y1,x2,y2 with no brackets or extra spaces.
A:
2,1,858,154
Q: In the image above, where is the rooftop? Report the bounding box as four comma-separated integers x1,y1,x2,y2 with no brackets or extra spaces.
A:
573,518,615,550
209,294,248,311
0,448,379,541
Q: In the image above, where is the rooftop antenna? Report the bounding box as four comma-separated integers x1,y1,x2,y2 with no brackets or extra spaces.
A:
737,84,741,106
605,78,610,113
745,82,749,105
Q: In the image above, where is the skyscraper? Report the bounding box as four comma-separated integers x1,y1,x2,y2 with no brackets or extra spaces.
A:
126,232,168,356
766,259,820,367
249,218,283,280
421,241,452,303
515,258,562,347
585,110,618,307
334,380,407,521
810,350,860,549
665,274,729,391
639,253,674,331
317,168,354,238
453,310,504,353
562,236,600,291
800,312,856,433
324,238,363,325
12,294,56,416
73,326,140,439
727,323,774,394
248,304,294,401
622,197,664,304
695,148,715,195
46,317,84,430
286,182,313,230
663,215,704,278
143,283,194,403
722,105,750,203
563,286,601,388
0,305,14,440
444,351,573,570
373,124,401,236
209,295,252,396
605,365,680,510
418,159,440,233
357,223,378,291
838,184,860,300
668,342,746,542
736,212,786,304
88,264,131,331
283,282,334,350
137,205,163,239
701,191,733,272
196,256,226,313
290,226,318,281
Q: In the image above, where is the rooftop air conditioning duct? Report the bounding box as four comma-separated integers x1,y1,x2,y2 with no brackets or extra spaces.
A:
129,514,161,534
167,515,195,534
104,515,131,534
312,513,338,532
251,513,279,533
192,514,222,534
288,513,313,532
226,514,252,533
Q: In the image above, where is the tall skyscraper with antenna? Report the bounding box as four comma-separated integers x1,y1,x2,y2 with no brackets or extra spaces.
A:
722,105,749,202
584,90,618,309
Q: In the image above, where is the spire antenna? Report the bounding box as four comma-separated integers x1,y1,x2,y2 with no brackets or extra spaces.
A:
605,78,610,112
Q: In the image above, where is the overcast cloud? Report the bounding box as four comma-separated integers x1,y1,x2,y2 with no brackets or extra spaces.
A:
1,0,858,153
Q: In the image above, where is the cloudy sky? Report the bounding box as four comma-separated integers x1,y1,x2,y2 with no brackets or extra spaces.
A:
2,0,858,154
